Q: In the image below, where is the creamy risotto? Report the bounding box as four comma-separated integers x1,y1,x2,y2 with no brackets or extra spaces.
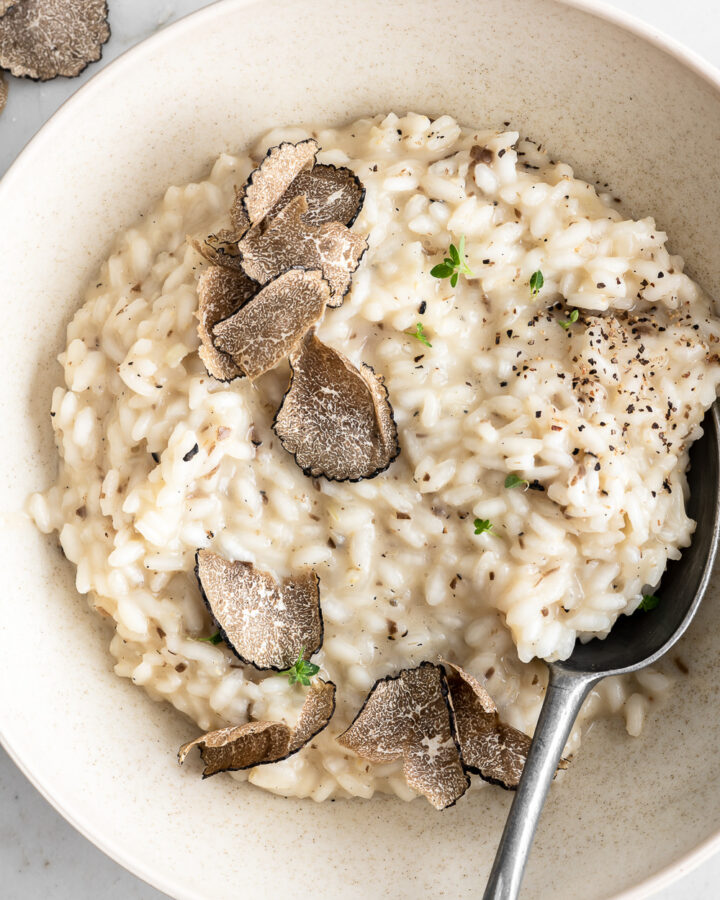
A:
29,112,720,802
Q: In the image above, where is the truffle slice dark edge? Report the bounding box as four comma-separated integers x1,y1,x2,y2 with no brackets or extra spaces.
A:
212,267,331,381
178,680,336,777
266,163,366,229
194,549,324,671
237,194,368,307
442,660,569,791
242,138,319,228
195,264,258,381
0,0,110,81
273,331,400,483
336,661,470,810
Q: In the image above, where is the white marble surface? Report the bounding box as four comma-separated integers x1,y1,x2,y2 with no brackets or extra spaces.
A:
2,0,720,897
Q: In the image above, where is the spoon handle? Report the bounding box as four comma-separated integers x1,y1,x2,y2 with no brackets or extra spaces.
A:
483,665,599,900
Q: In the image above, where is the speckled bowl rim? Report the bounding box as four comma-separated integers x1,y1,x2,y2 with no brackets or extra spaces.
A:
2,1,720,898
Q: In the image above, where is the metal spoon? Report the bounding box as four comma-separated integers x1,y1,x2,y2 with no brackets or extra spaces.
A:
483,403,720,900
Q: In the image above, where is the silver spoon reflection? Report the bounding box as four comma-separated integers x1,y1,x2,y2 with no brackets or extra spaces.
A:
483,403,720,900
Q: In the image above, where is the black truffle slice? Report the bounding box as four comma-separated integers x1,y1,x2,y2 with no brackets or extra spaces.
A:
442,661,567,790
196,265,258,381
213,268,331,381
230,186,251,238
238,194,367,307
267,164,365,229
178,721,291,777
288,679,337,752
242,139,319,228
0,0,110,81
337,662,470,810
273,332,399,482
195,549,323,671
178,679,336,777
442,659,498,715
190,231,246,272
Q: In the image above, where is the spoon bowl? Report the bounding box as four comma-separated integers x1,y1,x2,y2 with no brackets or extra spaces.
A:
484,402,720,899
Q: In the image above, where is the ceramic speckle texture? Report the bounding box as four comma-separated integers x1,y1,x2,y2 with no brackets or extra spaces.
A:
2,0,720,898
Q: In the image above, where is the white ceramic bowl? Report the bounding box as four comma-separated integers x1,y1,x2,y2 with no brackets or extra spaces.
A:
2,1,720,897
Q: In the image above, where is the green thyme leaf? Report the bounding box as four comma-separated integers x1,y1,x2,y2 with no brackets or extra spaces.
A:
638,593,660,612
430,234,474,287
530,270,544,297
195,631,222,644
405,322,432,347
277,647,320,686
473,518,494,535
559,308,579,330
504,473,529,490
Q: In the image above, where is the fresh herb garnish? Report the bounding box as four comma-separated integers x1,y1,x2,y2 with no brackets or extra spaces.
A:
430,234,474,288
504,474,529,490
277,648,320,686
196,631,222,644
406,322,432,347
473,518,494,535
530,270,544,297
638,594,660,612
559,309,579,330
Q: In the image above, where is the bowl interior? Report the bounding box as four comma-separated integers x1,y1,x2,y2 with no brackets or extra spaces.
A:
2,1,720,898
